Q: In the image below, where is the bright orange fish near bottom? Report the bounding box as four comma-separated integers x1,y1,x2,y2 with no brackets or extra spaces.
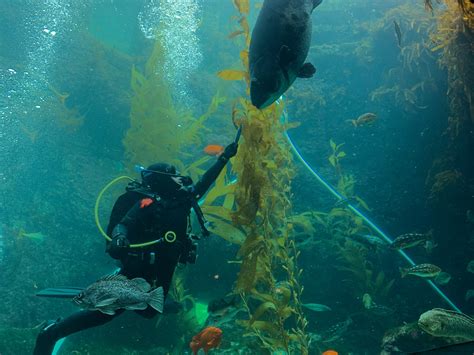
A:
190,326,223,354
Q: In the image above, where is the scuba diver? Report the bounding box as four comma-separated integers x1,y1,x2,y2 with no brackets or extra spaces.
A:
33,141,238,355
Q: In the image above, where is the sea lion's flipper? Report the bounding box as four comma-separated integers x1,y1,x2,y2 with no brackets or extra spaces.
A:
297,63,316,78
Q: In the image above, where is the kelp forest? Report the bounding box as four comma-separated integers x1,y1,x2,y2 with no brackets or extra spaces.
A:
0,0,473,354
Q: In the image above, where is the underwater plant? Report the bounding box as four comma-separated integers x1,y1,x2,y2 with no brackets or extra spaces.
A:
364,3,438,112
425,0,473,213
123,36,226,173
216,1,311,353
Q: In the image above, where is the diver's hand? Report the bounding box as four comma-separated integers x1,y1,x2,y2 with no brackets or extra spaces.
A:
221,142,238,161
107,235,130,259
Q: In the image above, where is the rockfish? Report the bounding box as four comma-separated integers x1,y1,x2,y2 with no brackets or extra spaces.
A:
73,274,164,315
418,308,474,340
400,263,441,279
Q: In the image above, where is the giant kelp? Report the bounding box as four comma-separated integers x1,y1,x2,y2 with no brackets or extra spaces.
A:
363,3,439,112
426,0,473,209
218,0,310,353
123,36,225,172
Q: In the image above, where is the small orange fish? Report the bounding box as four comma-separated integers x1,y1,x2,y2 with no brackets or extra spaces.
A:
322,350,338,355
190,326,223,354
204,145,224,156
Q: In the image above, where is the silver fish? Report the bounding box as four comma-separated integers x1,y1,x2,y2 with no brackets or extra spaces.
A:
351,234,387,249
73,275,164,315
302,303,332,312
400,263,442,278
418,308,474,340
391,232,431,250
322,317,353,343
368,304,395,317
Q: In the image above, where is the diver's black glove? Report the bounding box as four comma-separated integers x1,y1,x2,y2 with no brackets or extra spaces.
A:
220,142,238,162
107,235,130,259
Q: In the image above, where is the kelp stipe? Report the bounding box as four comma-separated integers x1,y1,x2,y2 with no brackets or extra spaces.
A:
220,1,311,353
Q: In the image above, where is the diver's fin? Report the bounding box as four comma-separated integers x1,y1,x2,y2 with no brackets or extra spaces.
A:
297,63,316,78
36,287,84,299
148,287,164,313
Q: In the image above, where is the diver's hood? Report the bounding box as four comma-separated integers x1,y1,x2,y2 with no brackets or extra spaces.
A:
141,163,191,197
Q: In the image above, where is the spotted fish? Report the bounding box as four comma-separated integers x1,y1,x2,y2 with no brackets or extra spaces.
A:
391,232,432,250
73,274,164,315
400,263,442,278
418,308,474,340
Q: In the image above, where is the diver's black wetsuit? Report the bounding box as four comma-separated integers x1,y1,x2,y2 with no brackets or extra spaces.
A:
33,155,231,355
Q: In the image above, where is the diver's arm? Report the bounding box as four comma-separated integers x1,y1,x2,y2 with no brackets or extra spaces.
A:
193,142,238,198
106,202,144,259
106,224,130,259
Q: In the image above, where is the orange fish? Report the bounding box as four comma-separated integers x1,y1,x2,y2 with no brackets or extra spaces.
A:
189,326,223,354
322,350,338,355
204,145,224,156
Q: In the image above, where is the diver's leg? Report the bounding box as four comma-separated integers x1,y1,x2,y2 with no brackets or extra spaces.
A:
33,309,124,355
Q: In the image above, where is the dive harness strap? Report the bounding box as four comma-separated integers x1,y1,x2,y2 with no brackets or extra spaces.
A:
126,181,210,238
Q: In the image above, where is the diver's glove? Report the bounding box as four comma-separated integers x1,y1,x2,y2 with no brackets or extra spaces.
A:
107,235,130,259
219,142,238,162
107,224,130,259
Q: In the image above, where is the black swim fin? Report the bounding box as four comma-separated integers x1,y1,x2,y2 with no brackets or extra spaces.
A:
36,287,84,298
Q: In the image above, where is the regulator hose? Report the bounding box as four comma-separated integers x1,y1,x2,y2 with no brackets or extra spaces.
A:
94,176,165,248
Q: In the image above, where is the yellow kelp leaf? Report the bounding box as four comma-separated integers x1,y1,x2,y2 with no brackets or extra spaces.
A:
239,17,250,36
202,205,233,221
354,196,371,211
206,215,246,245
183,156,211,181
249,289,275,303
236,255,258,292
201,165,234,206
237,233,265,258
249,301,277,325
203,180,235,206
247,321,281,337
240,50,249,69
217,70,247,81
223,193,235,210
228,30,245,39
328,155,336,167
279,306,294,320
262,160,278,169
431,43,448,52
233,0,250,15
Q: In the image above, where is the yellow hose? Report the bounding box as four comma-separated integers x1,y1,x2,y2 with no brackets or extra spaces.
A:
94,176,163,248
